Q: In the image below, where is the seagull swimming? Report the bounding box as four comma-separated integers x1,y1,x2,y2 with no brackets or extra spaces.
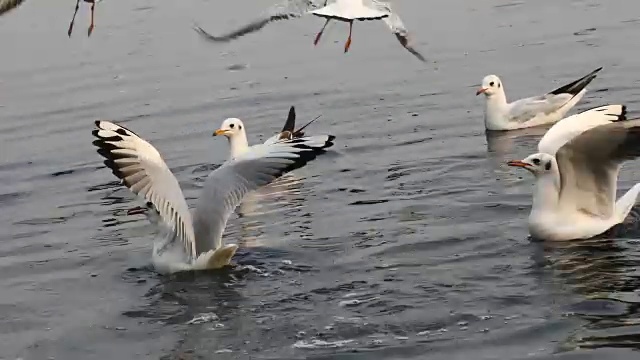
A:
214,106,333,159
477,67,602,131
507,104,640,241
0,0,26,16
92,120,335,273
194,0,426,62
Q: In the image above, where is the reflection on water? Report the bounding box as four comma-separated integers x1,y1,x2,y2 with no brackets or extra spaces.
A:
530,215,640,351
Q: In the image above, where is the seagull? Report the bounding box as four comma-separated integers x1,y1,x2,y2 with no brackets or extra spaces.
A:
92,120,335,273
506,104,640,241
214,106,334,159
0,0,26,16
193,0,426,62
476,67,602,131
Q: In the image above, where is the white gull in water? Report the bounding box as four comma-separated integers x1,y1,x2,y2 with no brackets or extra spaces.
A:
215,106,333,159
507,104,640,241
477,67,602,131
92,120,334,273
193,0,426,61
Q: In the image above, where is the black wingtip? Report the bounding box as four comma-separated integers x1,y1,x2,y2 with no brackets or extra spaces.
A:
325,135,336,149
619,105,627,122
282,106,296,133
549,67,603,96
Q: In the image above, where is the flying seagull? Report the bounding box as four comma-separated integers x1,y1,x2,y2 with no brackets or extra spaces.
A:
194,0,426,61
92,120,334,273
507,104,640,241
477,67,602,131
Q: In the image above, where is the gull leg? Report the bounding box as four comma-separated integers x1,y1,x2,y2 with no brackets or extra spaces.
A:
68,0,81,37
344,20,353,53
87,1,95,37
314,19,330,46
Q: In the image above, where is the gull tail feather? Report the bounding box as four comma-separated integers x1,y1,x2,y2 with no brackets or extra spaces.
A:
193,244,239,270
615,183,640,223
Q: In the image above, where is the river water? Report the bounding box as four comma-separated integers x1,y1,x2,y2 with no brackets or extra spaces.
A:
2,0,640,359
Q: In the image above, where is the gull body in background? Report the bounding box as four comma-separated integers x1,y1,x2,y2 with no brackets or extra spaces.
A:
92,120,334,273
214,106,334,160
194,0,426,62
477,67,602,131
507,104,640,241
0,0,26,16
263,106,325,145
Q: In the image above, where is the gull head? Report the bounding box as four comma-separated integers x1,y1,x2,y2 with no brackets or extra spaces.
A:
214,118,245,139
476,75,502,97
507,153,555,176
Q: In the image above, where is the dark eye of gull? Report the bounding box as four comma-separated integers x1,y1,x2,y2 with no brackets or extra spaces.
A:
489,81,495,86
545,161,552,171
229,124,235,129
238,125,242,130
532,158,540,165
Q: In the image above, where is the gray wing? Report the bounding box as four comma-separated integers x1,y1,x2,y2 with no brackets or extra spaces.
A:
0,0,26,16
92,121,197,259
507,67,602,124
370,0,426,62
192,135,335,253
537,104,626,155
556,119,640,218
506,93,574,124
194,0,324,43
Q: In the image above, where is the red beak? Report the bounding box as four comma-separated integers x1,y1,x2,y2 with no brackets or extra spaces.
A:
476,87,488,96
507,160,530,168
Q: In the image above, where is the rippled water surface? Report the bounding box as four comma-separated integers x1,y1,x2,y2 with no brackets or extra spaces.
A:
3,0,640,359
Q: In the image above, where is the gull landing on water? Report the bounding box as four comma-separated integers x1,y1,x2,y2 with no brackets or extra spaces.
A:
193,0,426,62
507,104,640,241
213,106,335,160
476,67,602,131
92,120,334,273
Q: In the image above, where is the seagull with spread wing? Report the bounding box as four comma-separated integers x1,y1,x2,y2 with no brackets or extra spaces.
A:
194,0,426,62
507,104,640,241
92,120,334,273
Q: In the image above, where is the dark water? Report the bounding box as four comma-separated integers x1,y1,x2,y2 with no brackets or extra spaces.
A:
2,0,640,359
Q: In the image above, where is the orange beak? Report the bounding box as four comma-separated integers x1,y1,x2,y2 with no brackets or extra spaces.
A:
213,129,229,136
507,160,530,168
476,87,488,96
